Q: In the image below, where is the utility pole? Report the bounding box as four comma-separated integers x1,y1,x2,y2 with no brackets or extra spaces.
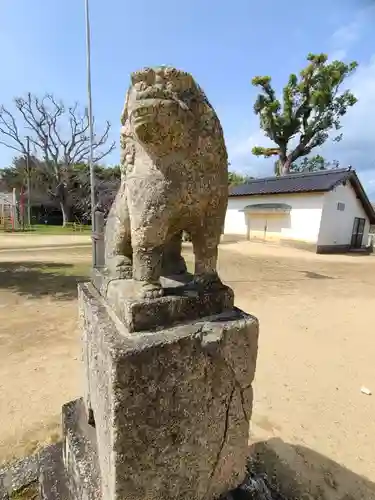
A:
26,136,31,227
84,0,97,268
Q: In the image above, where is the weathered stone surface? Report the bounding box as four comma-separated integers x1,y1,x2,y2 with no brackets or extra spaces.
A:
105,66,228,299
91,268,234,332
39,443,69,500
0,449,39,498
0,444,64,500
80,281,259,500
62,398,101,500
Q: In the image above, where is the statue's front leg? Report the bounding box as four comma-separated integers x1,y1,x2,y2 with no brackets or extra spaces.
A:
130,213,168,299
132,243,164,299
105,188,133,279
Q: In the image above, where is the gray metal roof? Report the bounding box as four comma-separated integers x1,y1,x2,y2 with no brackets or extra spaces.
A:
229,168,353,196
229,168,375,224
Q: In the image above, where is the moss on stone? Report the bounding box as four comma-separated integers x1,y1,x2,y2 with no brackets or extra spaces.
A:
10,481,39,500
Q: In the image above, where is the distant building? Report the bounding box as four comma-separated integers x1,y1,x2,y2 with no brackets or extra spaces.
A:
225,168,375,253
0,190,17,230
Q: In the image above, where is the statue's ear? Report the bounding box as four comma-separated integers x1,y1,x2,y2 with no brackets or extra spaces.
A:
120,90,130,125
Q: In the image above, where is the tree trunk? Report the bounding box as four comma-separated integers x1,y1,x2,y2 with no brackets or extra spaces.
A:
279,157,293,176
59,200,70,227
56,180,70,226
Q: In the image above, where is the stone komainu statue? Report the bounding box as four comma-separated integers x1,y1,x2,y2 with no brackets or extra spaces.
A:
105,66,228,298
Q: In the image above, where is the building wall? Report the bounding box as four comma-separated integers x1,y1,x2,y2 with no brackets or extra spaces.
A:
224,192,325,243
317,182,370,249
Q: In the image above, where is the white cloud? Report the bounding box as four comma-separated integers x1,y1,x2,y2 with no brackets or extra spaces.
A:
321,55,375,194
328,49,347,62
332,21,361,46
227,130,275,178
328,5,375,62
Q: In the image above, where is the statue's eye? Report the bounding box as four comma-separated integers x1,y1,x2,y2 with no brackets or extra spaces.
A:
134,81,147,91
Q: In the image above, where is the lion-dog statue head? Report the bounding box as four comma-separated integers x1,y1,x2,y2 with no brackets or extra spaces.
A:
119,66,227,173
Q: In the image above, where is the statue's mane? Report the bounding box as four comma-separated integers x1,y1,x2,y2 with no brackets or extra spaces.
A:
119,76,227,175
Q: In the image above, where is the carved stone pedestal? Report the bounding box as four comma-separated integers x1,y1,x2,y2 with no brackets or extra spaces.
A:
70,278,258,500
0,279,259,500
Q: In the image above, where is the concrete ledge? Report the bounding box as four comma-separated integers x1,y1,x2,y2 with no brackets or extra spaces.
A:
316,244,350,254
317,244,373,255
62,398,101,500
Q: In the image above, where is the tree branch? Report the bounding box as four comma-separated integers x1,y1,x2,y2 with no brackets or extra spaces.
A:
0,106,27,154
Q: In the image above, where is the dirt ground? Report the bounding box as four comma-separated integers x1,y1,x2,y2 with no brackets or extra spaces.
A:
0,235,374,498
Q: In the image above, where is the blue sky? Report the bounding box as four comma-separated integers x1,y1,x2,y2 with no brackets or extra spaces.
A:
1,0,375,195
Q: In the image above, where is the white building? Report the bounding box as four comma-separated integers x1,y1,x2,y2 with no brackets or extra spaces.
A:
224,168,375,253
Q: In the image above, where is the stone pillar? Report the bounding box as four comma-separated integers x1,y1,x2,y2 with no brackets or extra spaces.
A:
62,271,259,500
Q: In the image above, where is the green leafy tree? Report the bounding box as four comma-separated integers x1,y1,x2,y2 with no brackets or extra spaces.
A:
251,54,358,176
290,154,340,173
228,171,254,187
0,156,50,199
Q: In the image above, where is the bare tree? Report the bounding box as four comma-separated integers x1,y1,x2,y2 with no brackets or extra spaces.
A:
0,93,115,225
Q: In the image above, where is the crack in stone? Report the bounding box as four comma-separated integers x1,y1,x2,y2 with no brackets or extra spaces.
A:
198,327,253,499
203,384,236,500
222,358,252,423
104,277,119,297
199,329,252,422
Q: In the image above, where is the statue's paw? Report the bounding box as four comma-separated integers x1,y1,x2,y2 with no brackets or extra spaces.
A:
106,257,133,279
193,273,224,291
138,282,164,300
115,264,133,280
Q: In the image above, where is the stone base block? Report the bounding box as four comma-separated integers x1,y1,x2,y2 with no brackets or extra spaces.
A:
62,398,101,500
91,268,234,332
39,443,70,500
80,281,259,500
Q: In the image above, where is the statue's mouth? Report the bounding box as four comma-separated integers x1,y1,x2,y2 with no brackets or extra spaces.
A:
130,98,181,126
131,105,155,125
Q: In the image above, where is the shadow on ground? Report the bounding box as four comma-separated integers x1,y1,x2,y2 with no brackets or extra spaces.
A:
0,262,90,300
245,437,375,500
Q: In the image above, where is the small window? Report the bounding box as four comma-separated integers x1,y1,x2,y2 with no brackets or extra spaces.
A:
337,202,345,211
